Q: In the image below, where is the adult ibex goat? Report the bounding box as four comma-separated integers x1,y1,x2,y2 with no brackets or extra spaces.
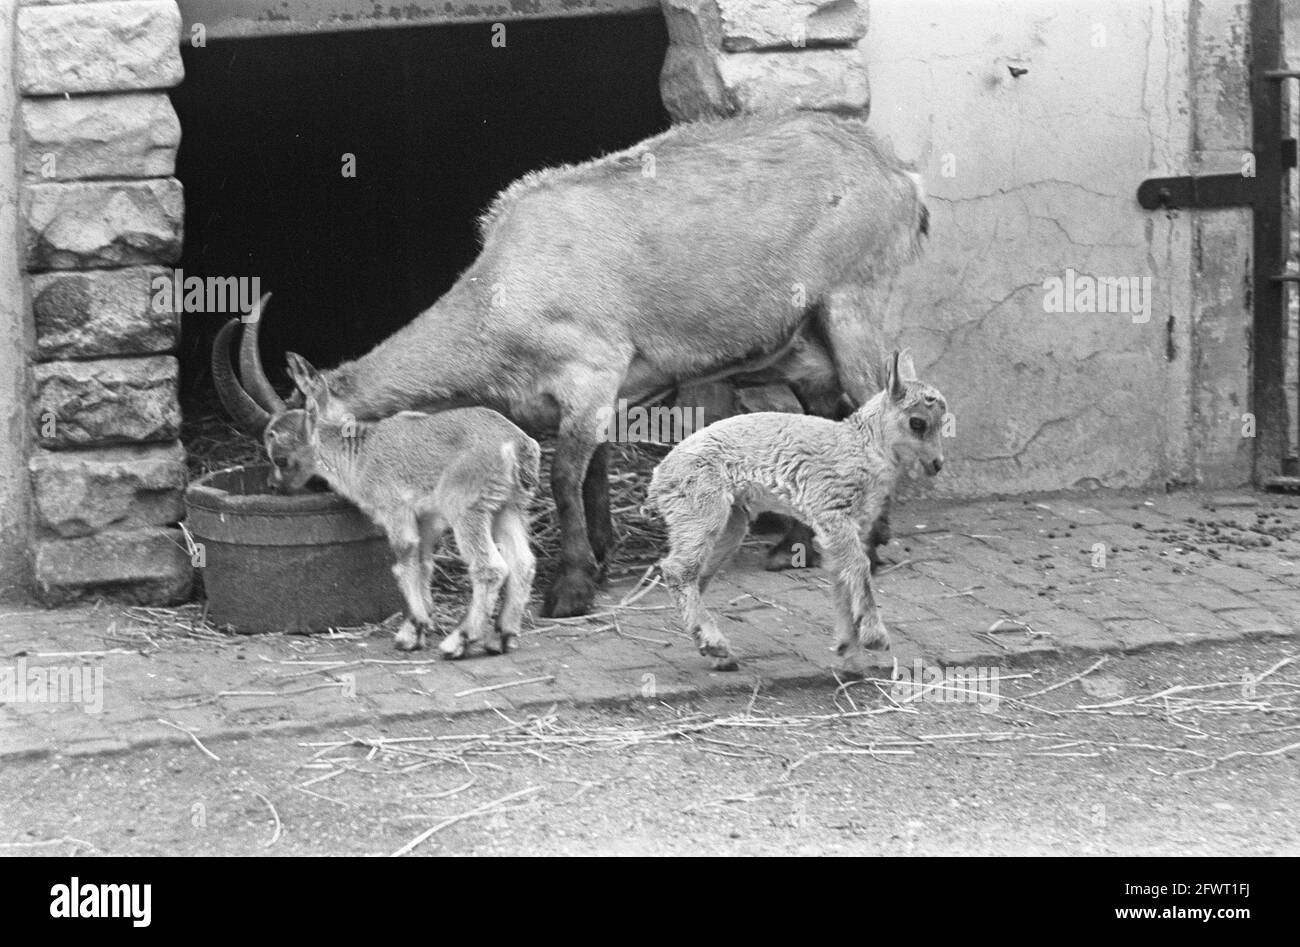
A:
215,111,929,618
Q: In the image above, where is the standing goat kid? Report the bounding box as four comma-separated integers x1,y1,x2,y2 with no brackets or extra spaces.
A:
648,351,946,671
265,351,540,658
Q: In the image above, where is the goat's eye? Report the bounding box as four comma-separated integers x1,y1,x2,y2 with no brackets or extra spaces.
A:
273,455,290,469
909,418,928,434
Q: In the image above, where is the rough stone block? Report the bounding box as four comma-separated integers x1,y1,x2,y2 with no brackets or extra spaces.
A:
23,178,183,271
33,527,192,605
663,0,866,51
30,442,186,538
33,267,178,359
33,356,179,448
18,1,184,95
661,45,869,121
22,92,180,181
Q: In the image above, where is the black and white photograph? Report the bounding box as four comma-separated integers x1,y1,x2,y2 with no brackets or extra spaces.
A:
0,0,1294,876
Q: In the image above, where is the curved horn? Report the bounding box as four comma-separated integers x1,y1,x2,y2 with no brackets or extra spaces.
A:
238,292,286,413
212,318,271,435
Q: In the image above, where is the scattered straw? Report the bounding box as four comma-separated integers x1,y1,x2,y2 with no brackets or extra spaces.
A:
251,791,282,848
157,718,220,761
454,675,556,698
390,785,543,856
1021,656,1109,699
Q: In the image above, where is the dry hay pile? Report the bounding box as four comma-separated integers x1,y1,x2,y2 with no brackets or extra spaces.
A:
183,401,264,480
183,405,672,605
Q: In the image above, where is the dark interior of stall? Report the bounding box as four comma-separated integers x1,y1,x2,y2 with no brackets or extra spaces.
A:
171,13,671,460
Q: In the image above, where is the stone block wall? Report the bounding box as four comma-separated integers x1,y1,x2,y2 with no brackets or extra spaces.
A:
659,0,868,120
18,0,190,603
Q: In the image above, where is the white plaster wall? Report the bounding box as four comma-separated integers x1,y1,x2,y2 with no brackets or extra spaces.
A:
0,0,31,600
862,0,1225,497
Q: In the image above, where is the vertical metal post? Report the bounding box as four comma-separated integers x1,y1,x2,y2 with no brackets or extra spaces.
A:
1252,0,1291,481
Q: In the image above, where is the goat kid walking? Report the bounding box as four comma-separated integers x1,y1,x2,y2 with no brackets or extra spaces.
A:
649,351,946,671
263,350,540,658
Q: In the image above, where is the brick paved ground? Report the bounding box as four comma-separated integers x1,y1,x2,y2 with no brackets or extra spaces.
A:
2,489,1297,760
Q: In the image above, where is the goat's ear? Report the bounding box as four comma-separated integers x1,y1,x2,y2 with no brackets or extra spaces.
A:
887,350,907,402
285,352,327,403
897,348,918,383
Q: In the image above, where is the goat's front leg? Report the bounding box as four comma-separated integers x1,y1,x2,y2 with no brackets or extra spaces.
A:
794,506,893,575
816,518,891,662
385,518,435,651
542,420,603,618
866,495,893,572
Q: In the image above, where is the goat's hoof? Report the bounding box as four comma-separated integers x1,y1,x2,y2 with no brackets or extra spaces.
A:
698,638,734,659
438,634,467,660
542,570,597,618
860,626,892,651
483,632,517,656
394,621,425,652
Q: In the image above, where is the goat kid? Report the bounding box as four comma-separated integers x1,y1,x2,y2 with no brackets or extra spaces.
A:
263,350,540,658
648,350,946,671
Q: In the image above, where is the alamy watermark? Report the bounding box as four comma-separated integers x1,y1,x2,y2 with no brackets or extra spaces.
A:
600,398,705,444
50,878,151,927
151,269,262,317
1042,267,1151,324
891,660,1001,710
0,659,104,714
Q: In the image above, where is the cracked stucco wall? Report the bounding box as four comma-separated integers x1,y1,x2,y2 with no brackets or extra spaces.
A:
0,0,31,600
864,0,1251,497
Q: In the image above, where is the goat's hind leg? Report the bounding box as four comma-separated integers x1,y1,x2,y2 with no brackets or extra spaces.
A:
440,510,509,660
486,504,535,655
659,495,739,671
700,504,748,593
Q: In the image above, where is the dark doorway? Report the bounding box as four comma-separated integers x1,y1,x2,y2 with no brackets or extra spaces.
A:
172,14,671,438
